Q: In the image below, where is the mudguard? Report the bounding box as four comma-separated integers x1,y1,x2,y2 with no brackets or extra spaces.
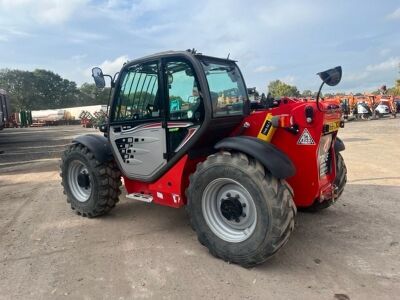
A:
72,134,113,163
214,136,296,179
334,137,345,152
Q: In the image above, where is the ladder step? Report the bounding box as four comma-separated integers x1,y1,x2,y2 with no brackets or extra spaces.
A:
126,193,153,203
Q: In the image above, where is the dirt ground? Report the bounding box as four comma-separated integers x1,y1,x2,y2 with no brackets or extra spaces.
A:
0,120,399,300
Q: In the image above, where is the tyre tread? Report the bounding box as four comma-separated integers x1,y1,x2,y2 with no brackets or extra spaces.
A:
186,151,296,267
60,143,121,217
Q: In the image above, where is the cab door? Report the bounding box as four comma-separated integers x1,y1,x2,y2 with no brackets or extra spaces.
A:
108,61,167,181
163,59,204,157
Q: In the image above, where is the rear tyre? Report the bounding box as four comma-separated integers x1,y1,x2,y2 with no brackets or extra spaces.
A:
186,152,296,267
302,152,347,212
60,143,121,217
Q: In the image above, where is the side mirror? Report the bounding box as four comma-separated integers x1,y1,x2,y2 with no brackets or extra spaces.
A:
92,67,106,88
317,66,342,87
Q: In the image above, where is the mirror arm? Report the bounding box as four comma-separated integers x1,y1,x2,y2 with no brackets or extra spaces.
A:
316,81,325,112
112,72,119,86
103,74,115,88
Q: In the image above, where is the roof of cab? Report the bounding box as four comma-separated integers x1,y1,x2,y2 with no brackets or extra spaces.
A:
124,49,237,66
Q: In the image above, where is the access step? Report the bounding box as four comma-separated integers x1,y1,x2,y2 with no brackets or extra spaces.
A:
126,193,153,203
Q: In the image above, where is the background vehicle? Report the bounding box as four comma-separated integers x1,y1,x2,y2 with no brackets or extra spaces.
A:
0,89,11,130
60,50,347,267
357,101,372,119
375,100,391,118
393,99,400,117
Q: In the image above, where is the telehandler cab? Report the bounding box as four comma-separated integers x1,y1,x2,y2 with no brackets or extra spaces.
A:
61,50,347,267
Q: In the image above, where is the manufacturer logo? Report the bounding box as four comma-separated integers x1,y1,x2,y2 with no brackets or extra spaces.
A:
297,128,315,145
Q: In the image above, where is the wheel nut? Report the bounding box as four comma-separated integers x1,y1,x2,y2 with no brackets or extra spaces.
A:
235,218,240,223
241,203,246,208
242,213,246,217
226,193,231,197
235,194,240,199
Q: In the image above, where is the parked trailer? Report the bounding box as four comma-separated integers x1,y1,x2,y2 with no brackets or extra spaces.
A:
0,89,11,130
64,105,107,121
31,105,108,126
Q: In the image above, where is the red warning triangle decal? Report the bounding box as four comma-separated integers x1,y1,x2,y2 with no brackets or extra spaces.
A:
297,128,315,145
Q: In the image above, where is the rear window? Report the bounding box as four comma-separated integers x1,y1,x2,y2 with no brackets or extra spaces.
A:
201,60,247,117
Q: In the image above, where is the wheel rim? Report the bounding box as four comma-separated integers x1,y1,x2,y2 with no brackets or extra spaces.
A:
68,160,92,203
202,178,257,243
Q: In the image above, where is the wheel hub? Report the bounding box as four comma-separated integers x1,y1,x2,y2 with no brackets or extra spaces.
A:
77,172,90,189
202,178,257,243
68,160,92,203
220,195,245,222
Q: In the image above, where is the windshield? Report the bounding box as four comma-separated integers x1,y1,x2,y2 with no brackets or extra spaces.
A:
201,59,247,117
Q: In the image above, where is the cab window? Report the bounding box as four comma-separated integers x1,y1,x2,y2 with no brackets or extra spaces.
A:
166,61,203,122
112,62,160,122
201,60,247,117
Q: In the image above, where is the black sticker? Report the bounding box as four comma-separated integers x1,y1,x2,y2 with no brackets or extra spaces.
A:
261,120,272,135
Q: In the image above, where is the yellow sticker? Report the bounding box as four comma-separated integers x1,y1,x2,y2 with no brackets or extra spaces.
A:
326,121,340,132
257,113,276,142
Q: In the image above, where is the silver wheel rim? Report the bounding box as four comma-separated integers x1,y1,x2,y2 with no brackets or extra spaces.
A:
202,178,257,243
68,160,92,203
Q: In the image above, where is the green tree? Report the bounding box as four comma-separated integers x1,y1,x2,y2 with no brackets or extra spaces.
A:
0,69,112,111
301,90,313,97
267,80,300,98
0,69,81,110
79,83,111,105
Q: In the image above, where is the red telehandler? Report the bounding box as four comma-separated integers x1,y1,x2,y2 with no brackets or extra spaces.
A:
60,50,347,267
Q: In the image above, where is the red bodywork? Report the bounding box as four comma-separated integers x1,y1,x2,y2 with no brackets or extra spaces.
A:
124,98,342,208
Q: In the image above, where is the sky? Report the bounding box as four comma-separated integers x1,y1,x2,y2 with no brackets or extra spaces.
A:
0,0,399,94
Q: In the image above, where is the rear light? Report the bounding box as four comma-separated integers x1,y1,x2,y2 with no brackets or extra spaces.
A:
271,114,299,134
270,114,291,127
305,106,314,123
318,134,332,177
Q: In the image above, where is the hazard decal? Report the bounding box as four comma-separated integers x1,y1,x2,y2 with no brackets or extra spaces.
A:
297,128,315,145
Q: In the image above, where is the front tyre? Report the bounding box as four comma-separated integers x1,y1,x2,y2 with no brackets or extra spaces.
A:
60,144,121,217
186,152,296,267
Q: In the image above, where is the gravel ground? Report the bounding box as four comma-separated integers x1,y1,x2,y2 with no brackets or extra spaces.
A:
0,120,399,300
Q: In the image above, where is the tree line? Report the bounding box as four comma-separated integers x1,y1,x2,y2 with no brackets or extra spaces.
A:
0,69,110,111
1,67,399,112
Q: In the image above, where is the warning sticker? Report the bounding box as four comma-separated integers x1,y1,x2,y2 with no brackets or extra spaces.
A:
261,120,272,135
297,128,315,145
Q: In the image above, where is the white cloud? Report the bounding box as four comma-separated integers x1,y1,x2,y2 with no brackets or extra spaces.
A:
0,0,88,24
279,76,296,85
366,57,400,72
344,57,399,87
99,55,129,75
67,31,108,44
0,27,33,42
130,0,170,17
387,7,400,20
71,54,87,62
254,65,276,73
83,55,129,82
344,71,369,82
258,1,318,27
379,48,391,56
